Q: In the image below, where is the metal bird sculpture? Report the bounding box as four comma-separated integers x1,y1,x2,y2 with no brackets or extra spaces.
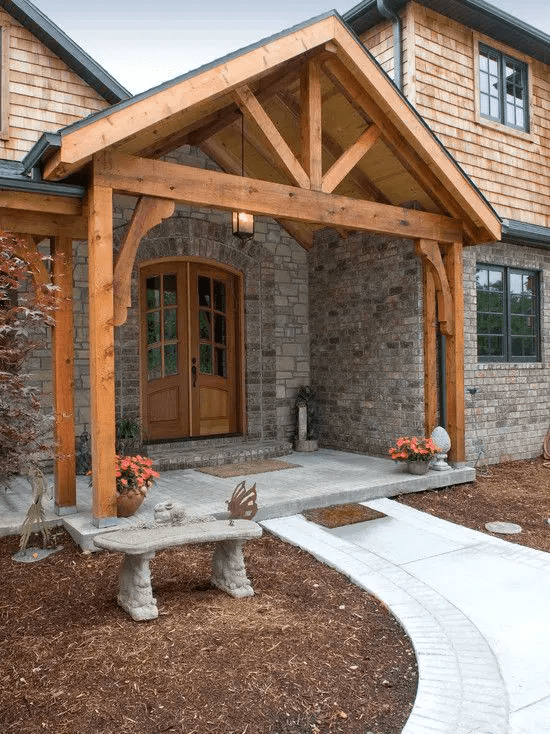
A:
227,480,258,525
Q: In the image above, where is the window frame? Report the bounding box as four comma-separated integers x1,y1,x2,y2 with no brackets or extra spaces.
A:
476,263,541,363
478,43,529,133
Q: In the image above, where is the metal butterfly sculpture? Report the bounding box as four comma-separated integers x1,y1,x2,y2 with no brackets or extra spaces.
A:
226,480,258,525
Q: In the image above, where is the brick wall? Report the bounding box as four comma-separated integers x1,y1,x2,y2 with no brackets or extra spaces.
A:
464,242,550,464
309,229,425,456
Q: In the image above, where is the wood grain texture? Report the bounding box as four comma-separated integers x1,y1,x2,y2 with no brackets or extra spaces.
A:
444,241,465,462
88,159,117,522
51,236,76,509
95,150,464,242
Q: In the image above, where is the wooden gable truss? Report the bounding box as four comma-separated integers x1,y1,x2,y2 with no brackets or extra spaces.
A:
1,13,501,524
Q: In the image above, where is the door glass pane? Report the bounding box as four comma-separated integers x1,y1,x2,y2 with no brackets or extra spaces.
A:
164,309,177,340
146,312,160,345
146,277,160,308
147,347,161,380
214,280,226,312
198,276,211,307
214,314,226,345
164,344,178,376
215,347,227,377
199,310,211,340
200,344,212,374
163,274,177,305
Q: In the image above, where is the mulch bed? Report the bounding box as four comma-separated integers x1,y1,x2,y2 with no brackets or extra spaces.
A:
1,529,417,734
197,459,300,478
303,503,386,528
397,457,550,552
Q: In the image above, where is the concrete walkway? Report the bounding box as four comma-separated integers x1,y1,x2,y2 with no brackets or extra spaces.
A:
263,498,550,734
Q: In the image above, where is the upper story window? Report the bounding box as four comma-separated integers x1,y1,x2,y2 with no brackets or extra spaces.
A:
476,264,540,362
479,44,528,132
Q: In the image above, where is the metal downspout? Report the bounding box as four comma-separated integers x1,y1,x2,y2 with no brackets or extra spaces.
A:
376,0,403,91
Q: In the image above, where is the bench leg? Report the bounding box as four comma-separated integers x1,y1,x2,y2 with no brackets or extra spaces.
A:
211,540,254,598
117,551,158,621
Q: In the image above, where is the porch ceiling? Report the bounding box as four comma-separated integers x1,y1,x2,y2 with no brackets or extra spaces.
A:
36,11,500,247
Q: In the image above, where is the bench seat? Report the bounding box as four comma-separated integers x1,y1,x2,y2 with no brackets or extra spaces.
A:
94,519,262,621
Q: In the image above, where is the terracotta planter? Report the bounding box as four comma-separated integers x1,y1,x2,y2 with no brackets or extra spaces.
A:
116,490,146,517
406,461,430,475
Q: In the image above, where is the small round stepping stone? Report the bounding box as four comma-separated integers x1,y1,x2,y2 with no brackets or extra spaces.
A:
485,521,522,535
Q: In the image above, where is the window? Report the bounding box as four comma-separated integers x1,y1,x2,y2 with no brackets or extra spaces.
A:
476,264,540,362
479,44,528,131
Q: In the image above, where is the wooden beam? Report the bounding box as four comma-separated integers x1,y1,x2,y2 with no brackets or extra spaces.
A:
422,264,438,436
51,236,76,512
414,238,454,335
200,138,315,249
233,85,310,189
95,151,463,243
0,210,87,239
0,191,82,216
43,15,339,181
88,156,117,525
113,196,175,326
300,60,323,190
444,240,465,462
321,124,381,193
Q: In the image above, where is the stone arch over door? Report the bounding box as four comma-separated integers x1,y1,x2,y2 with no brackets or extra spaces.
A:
114,213,277,442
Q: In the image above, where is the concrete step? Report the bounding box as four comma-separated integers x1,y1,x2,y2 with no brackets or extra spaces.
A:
144,439,293,471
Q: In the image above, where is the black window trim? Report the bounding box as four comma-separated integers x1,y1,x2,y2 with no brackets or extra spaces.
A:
479,43,529,133
476,263,541,363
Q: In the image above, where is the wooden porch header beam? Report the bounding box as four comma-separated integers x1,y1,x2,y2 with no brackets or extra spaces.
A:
94,150,463,244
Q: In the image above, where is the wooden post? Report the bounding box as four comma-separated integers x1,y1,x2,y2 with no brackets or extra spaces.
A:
51,236,77,513
88,158,117,526
422,263,438,437
444,240,465,461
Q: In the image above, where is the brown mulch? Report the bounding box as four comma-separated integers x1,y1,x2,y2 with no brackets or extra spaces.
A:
397,457,550,552
197,459,301,477
0,529,417,734
303,503,386,528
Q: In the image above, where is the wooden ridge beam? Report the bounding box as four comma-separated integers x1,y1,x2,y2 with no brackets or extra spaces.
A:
233,85,310,189
95,150,463,243
113,196,175,326
321,124,381,194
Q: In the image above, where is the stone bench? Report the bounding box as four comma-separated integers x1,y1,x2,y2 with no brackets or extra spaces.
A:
94,519,262,621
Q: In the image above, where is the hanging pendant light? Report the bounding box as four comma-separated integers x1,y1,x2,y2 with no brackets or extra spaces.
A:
232,111,254,241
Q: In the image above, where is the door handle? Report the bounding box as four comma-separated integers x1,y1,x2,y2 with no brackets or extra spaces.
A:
191,358,197,388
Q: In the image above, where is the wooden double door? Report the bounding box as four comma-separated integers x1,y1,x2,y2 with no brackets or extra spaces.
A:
140,261,241,441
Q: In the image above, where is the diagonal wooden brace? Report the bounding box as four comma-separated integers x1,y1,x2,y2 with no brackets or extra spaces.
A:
414,238,454,336
113,196,175,326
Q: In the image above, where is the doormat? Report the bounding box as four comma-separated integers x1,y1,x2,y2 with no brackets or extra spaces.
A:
197,459,300,478
302,503,386,528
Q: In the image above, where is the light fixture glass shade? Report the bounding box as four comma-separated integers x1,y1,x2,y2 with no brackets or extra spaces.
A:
232,211,254,241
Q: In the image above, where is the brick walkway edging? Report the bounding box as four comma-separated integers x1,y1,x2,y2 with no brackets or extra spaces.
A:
261,514,509,734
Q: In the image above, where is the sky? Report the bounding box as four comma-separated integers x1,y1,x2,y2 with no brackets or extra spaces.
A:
31,0,550,95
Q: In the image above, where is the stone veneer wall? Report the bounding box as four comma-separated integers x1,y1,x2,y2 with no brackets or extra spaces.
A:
112,145,309,444
464,242,550,464
309,229,425,456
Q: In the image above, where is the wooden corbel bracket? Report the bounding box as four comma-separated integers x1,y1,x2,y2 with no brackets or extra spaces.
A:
113,196,175,326
10,234,50,286
414,238,454,336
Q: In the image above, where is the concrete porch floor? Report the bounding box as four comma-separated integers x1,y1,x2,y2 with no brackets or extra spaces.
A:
1,449,474,550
